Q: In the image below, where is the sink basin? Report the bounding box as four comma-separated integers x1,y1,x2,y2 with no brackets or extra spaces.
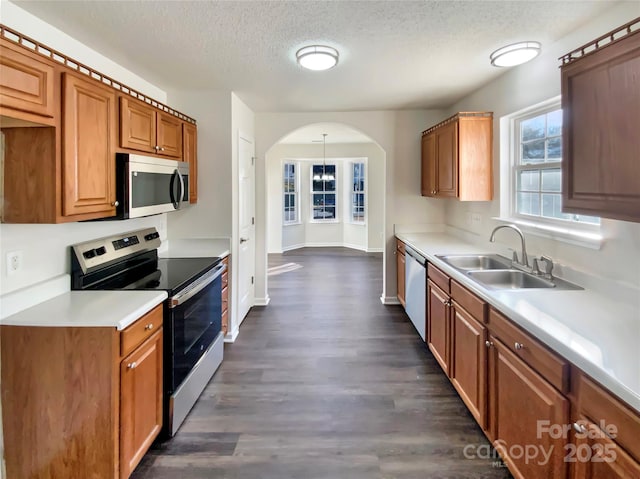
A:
436,254,512,271
467,270,556,290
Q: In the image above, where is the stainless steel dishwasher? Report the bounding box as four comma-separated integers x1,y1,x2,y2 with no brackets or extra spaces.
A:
404,245,426,341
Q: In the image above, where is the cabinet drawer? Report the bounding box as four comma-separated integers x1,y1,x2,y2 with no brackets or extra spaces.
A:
121,305,163,357
451,280,486,322
222,271,228,288
396,239,406,254
488,308,569,393
428,263,450,294
576,373,640,463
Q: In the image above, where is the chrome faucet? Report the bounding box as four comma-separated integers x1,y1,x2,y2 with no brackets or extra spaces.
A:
489,224,530,270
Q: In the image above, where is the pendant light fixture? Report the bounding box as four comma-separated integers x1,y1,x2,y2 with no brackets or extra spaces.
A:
312,133,335,182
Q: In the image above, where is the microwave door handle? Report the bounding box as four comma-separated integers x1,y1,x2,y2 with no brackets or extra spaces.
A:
169,169,179,209
176,169,185,210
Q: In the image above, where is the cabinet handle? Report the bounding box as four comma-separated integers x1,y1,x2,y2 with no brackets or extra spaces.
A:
573,422,587,434
154,145,160,150
111,200,119,207
514,342,524,350
127,362,137,369
485,340,493,348
145,323,154,331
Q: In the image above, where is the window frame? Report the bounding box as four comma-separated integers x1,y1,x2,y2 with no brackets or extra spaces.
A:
350,161,366,225
309,162,338,223
501,97,601,241
282,161,300,226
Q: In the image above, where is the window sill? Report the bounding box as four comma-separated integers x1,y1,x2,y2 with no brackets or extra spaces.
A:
493,217,603,250
309,219,340,224
349,221,366,226
283,221,302,227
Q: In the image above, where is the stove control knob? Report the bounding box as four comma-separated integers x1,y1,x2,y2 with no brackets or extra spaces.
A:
83,249,96,259
95,247,107,256
144,232,160,241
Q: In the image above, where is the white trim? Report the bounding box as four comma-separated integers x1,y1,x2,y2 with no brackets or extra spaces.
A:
380,296,401,305
281,242,379,252
254,295,271,306
282,243,306,252
224,327,239,343
501,96,601,238
367,247,384,253
349,159,367,225
282,160,299,226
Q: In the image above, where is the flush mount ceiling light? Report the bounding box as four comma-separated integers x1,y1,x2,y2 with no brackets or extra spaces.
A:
490,41,541,67
296,45,339,71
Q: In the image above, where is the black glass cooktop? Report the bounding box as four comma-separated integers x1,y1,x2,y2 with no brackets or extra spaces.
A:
90,256,221,296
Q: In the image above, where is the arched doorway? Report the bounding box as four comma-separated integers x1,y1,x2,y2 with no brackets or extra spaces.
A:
261,121,387,304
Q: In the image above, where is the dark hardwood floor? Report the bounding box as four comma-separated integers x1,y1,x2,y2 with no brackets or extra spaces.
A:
132,248,511,479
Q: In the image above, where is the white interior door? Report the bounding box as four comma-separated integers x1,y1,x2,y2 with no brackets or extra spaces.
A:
238,133,255,322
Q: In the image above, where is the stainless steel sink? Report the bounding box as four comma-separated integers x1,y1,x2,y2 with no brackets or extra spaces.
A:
436,254,512,271
468,270,555,289
467,269,583,291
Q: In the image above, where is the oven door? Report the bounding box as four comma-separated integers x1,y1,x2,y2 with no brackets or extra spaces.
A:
120,153,190,218
167,262,225,392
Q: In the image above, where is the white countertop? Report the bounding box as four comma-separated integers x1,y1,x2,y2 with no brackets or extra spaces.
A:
159,238,230,259
0,290,167,330
396,232,640,413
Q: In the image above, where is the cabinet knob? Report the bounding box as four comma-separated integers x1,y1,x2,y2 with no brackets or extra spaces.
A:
127,362,137,369
145,323,154,331
444,299,452,307
573,422,587,434
432,190,436,194
514,342,524,350
160,147,165,151
111,200,119,207
485,340,493,348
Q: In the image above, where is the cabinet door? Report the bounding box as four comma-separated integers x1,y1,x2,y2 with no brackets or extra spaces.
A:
157,111,183,158
435,121,458,198
120,329,163,479
488,336,569,479
561,30,640,223
62,73,116,218
396,251,406,307
572,417,640,479
427,279,450,374
450,303,487,429
119,97,156,153
183,122,198,203
421,133,437,197
0,41,56,121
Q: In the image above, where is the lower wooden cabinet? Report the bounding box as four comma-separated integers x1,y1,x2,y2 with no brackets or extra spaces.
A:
572,417,640,479
488,336,570,479
120,329,163,479
0,304,164,479
450,301,487,429
427,278,450,374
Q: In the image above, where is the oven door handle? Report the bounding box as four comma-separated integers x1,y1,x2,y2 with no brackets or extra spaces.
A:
169,263,226,309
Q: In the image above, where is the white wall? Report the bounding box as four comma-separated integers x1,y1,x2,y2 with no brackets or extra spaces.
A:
444,2,640,292
166,90,232,239
266,142,385,253
255,110,446,303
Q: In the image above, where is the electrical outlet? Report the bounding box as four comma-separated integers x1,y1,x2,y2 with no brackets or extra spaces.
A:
6,251,22,275
471,213,482,229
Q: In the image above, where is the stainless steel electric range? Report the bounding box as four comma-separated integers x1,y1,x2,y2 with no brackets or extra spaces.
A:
70,227,225,437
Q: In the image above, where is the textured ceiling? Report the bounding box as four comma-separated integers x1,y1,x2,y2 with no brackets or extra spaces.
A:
12,0,620,112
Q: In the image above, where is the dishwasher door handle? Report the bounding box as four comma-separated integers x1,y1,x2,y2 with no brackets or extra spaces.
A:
405,246,426,266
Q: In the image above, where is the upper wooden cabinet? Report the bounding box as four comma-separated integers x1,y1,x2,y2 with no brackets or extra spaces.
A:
0,26,197,223
421,112,493,201
0,39,56,125
183,122,198,203
120,96,183,158
560,19,640,223
62,73,117,218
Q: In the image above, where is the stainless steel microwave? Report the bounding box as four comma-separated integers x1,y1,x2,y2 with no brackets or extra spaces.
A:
114,153,190,219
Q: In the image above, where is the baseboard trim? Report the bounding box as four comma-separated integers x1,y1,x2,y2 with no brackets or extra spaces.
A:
367,247,384,253
224,327,239,343
254,295,271,306
282,243,305,252
380,296,401,305
281,242,383,253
